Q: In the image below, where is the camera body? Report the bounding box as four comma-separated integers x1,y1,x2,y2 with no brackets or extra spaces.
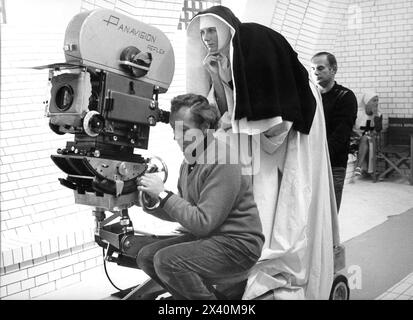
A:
36,9,174,210
35,10,177,275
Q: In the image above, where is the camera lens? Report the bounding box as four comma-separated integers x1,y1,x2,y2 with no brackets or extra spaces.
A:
55,85,74,111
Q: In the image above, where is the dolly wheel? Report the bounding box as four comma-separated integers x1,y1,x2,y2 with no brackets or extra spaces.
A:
329,274,350,300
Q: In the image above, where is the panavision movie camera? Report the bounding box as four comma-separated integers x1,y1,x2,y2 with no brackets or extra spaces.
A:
36,9,178,290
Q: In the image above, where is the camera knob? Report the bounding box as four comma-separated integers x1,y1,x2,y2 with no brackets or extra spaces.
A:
83,111,104,137
149,100,157,110
147,116,156,126
120,218,130,226
123,240,132,250
118,162,128,176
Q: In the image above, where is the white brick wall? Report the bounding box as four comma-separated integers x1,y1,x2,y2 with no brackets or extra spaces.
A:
0,23,94,259
269,0,412,123
81,0,184,34
268,0,413,181
333,0,413,119
0,242,102,299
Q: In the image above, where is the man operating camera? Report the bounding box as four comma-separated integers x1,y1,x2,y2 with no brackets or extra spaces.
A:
136,93,264,300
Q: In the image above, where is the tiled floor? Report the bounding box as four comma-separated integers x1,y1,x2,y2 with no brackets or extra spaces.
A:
341,175,413,300
376,272,413,300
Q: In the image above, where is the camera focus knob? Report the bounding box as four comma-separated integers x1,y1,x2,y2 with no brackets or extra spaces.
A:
83,111,104,137
118,162,129,176
147,116,156,126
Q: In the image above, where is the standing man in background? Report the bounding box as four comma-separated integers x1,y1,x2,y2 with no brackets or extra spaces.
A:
311,52,358,212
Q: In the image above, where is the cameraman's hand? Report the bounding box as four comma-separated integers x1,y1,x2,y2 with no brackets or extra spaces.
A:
203,53,222,77
137,173,164,198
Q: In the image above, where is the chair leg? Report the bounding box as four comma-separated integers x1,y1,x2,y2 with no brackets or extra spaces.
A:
409,159,413,185
378,156,409,181
410,134,413,185
373,151,379,183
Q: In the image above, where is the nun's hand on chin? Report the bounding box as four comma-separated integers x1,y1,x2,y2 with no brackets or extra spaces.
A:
203,53,221,76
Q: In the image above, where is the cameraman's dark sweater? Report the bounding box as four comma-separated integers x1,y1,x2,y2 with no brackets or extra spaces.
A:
321,82,358,168
147,137,264,260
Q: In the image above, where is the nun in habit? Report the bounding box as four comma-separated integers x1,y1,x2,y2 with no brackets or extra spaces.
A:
186,6,340,299
353,91,382,176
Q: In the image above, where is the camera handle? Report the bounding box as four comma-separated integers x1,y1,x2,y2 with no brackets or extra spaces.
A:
137,156,168,211
119,60,150,72
119,46,152,78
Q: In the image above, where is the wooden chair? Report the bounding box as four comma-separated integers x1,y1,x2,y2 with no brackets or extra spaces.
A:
374,117,413,184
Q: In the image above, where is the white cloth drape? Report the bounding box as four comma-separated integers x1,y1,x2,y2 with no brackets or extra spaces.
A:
242,80,339,300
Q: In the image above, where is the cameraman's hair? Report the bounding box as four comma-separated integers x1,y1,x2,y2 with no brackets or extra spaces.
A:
312,51,338,72
170,94,220,130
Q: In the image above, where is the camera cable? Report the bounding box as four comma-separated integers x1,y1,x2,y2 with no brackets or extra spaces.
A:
102,247,123,292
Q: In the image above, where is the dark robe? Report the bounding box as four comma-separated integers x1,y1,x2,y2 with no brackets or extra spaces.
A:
191,5,316,134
